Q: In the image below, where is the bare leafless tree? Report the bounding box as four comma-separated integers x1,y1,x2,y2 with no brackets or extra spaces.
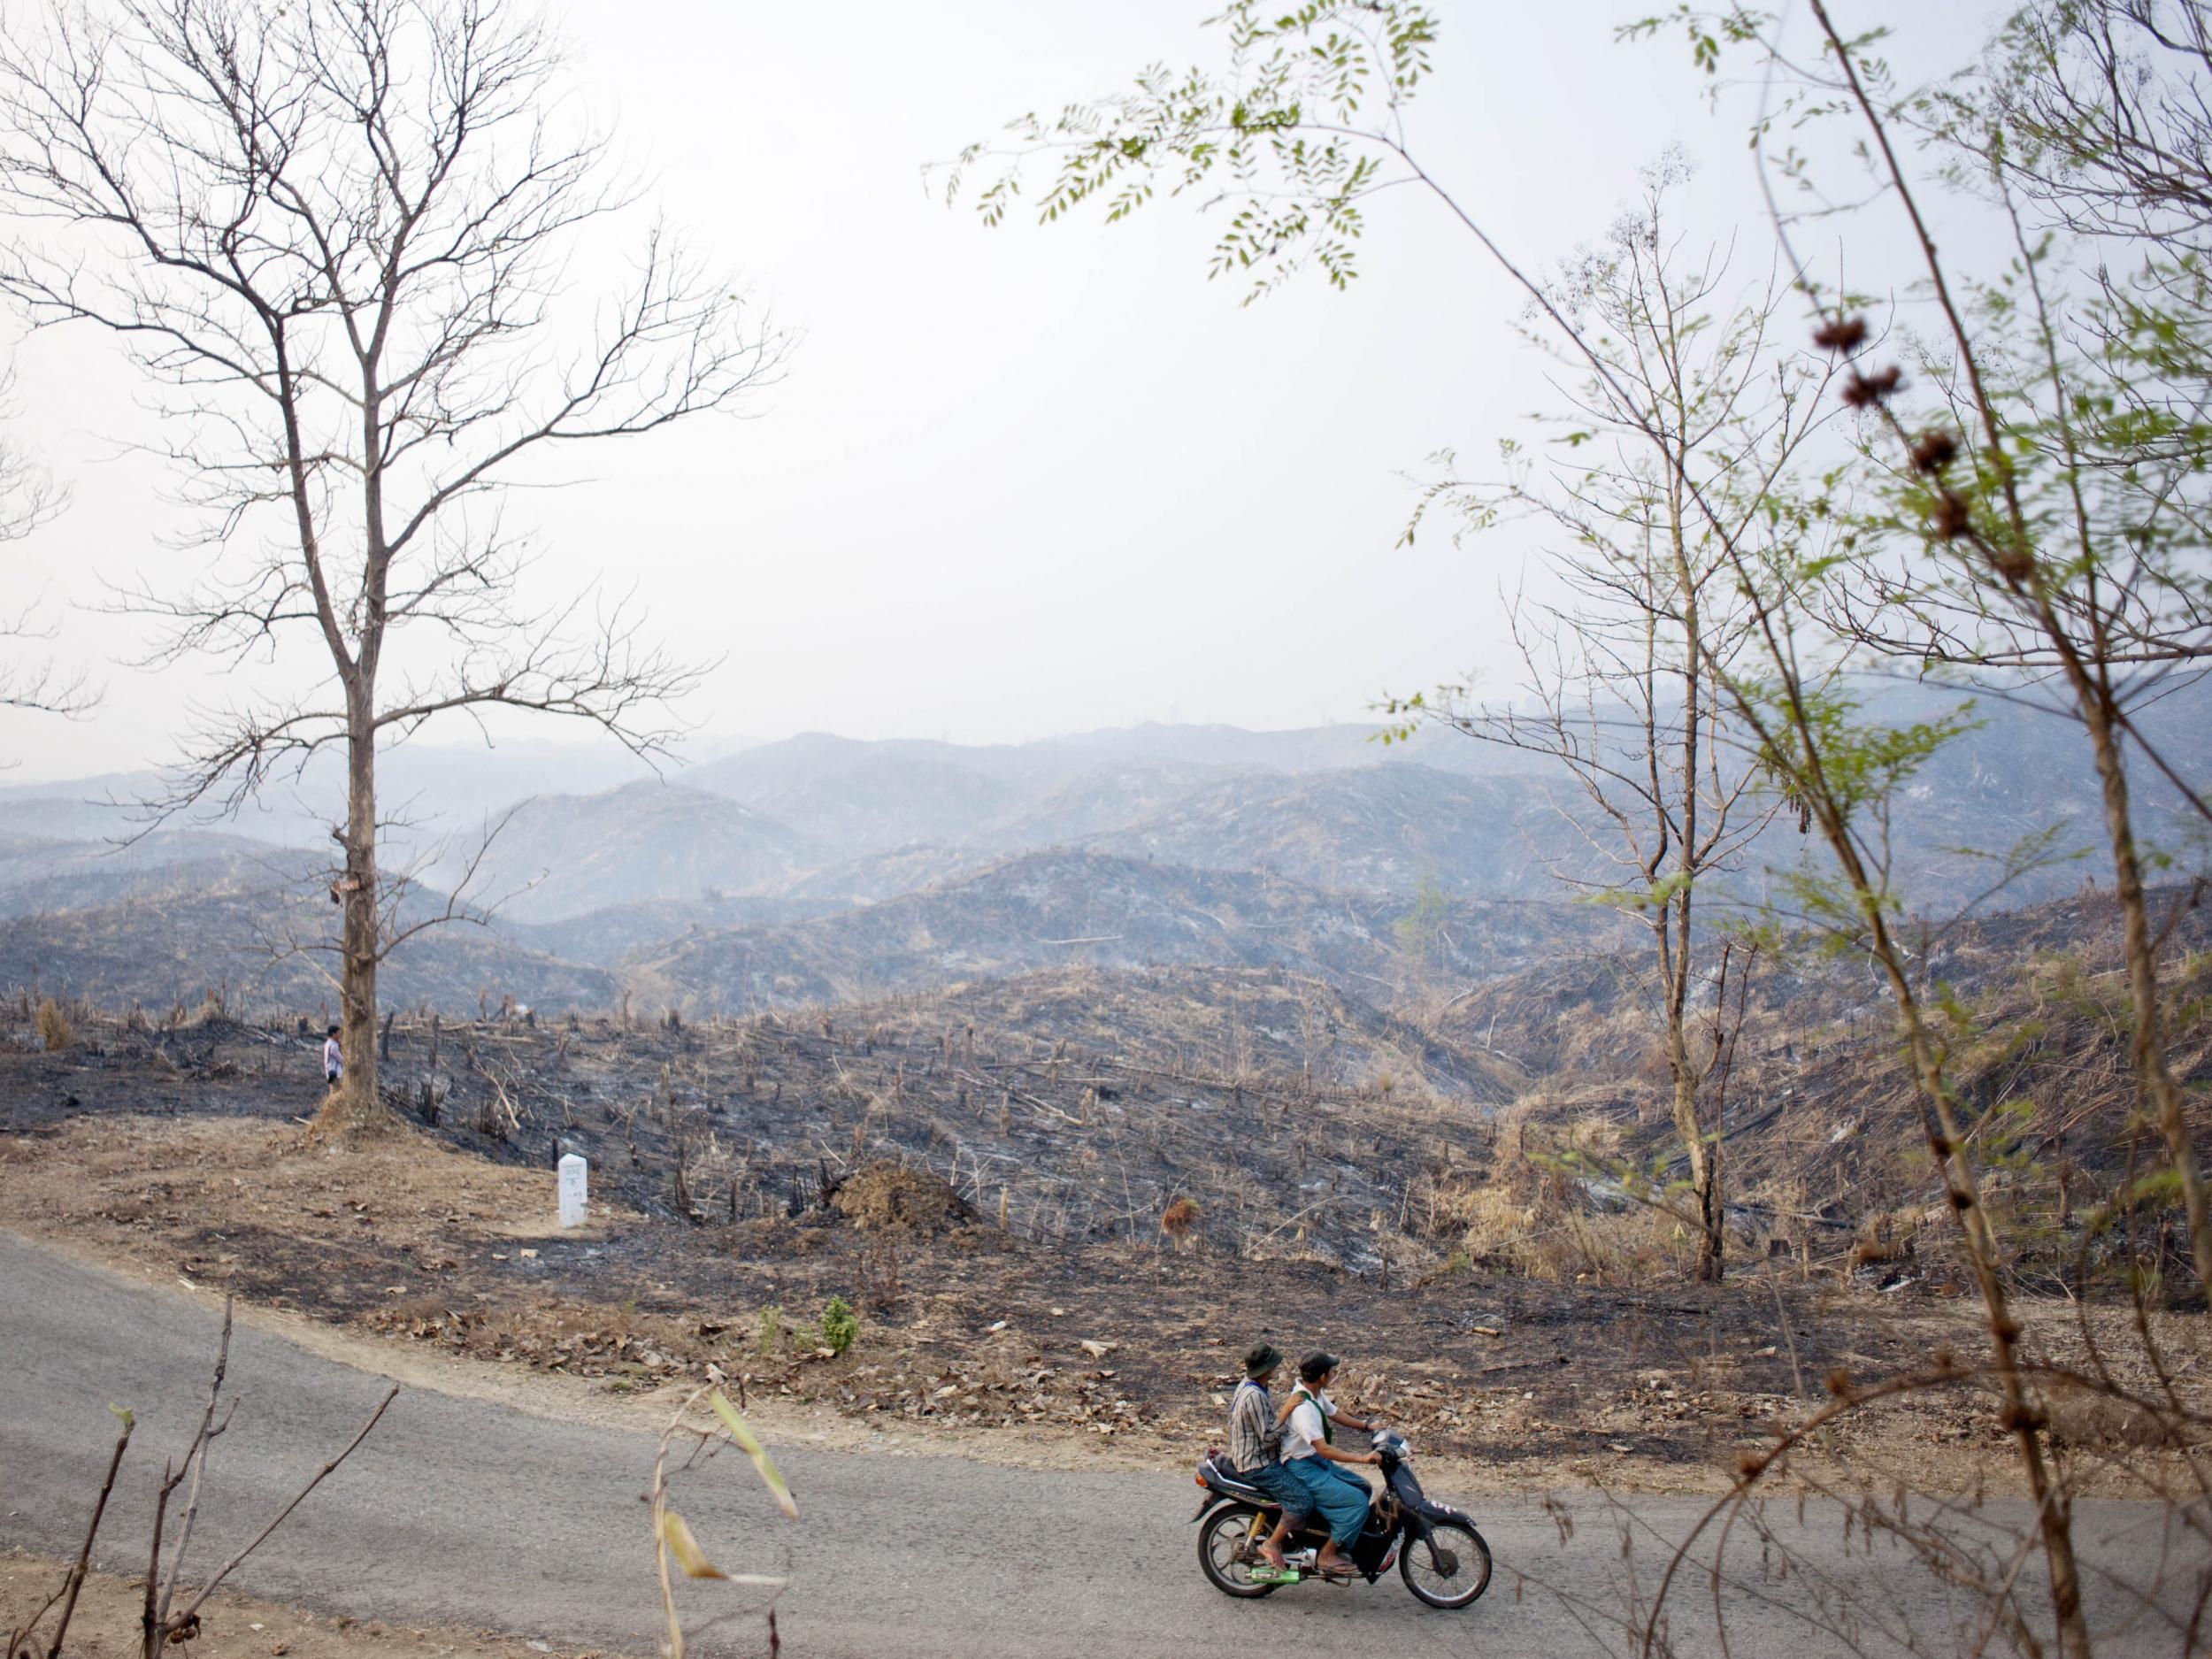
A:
1396,172,1811,1281
0,0,785,1128
0,362,88,743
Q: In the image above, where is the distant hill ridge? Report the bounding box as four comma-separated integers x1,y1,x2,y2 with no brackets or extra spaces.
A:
4,690,2208,1011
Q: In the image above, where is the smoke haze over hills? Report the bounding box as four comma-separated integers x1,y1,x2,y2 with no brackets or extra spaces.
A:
4,684,2206,1016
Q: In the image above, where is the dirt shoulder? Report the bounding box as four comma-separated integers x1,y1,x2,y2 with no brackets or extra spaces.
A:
0,1551,633,1659
9,1105,2200,1500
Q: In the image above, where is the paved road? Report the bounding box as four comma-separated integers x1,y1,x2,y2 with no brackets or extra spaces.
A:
0,1233,2198,1658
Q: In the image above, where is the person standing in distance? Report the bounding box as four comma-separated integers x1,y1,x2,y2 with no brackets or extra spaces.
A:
323,1025,343,1092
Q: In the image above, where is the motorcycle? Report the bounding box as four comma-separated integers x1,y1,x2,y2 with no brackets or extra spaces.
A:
1190,1430,1492,1609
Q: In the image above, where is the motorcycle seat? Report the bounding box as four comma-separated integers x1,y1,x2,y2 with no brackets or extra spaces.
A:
1199,1456,1277,1507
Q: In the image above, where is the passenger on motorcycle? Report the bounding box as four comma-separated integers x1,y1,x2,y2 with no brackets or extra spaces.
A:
1225,1342,1311,1576
1277,1350,1383,1579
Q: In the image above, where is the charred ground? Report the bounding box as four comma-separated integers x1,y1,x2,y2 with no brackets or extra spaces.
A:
6,895,2208,1495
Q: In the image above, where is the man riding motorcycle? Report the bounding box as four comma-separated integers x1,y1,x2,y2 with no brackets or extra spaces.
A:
1198,1345,1494,1609
1276,1349,1384,1580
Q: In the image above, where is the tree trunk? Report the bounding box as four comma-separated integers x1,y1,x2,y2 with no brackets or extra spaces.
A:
1667,1036,1723,1284
1666,469,1720,1284
1877,920,2091,1659
1696,1133,1723,1285
325,709,392,1134
2081,696,2212,1303
1784,701,2093,1659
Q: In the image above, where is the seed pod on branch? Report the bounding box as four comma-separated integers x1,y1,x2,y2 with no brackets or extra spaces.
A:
1812,314,1870,352
1909,429,1959,473
1839,365,1904,408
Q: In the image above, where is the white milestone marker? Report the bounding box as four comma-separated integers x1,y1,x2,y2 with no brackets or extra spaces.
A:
558,1153,588,1229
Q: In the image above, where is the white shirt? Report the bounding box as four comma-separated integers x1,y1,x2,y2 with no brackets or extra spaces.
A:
1281,1386,1336,1461
324,1037,342,1079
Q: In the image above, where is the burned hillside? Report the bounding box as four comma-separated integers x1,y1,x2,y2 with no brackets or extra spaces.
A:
623,849,1622,1015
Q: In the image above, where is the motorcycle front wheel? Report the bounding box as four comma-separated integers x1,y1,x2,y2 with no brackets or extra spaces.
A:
1400,1517,1492,1609
1197,1503,1281,1598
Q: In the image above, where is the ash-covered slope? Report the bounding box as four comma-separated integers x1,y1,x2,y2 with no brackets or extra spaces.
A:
0,854,618,1012
766,843,997,905
1090,764,1563,897
0,831,282,918
840,963,1523,1105
499,892,847,967
628,849,1617,1013
981,757,1263,848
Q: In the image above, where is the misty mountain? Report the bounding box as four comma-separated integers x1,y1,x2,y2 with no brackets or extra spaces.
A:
420,781,820,923
502,892,845,968
8,687,2208,1019
982,757,1263,847
678,699,2212,915
1090,764,1560,897
0,742,664,856
0,780,198,848
680,722,1527,860
1034,718,1537,779
1883,691,2212,886
0,831,282,918
685,735,1030,855
624,849,1621,1014
0,855,618,1012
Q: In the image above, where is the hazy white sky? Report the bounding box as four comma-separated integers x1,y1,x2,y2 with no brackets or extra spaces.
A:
0,0,2003,785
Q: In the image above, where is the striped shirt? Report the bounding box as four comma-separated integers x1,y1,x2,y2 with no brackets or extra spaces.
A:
1227,1379,1284,1471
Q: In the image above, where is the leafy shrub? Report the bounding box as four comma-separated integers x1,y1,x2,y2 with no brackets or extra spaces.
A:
818,1295,858,1356
36,998,73,1053
757,1304,784,1356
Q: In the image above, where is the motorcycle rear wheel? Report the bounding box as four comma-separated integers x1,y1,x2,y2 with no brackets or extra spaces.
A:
1197,1503,1281,1598
1400,1517,1492,1609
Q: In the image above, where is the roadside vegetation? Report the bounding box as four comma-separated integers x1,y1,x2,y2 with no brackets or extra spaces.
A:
4,1,2211,1655
947,1,2212,1651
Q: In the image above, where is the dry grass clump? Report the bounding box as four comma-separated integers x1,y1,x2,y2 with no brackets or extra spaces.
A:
834,1161,959,1232
36,997,73,1053
1438,1122,1708,1284
1458,1183,1538,1260
2047,1388,2188,1455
